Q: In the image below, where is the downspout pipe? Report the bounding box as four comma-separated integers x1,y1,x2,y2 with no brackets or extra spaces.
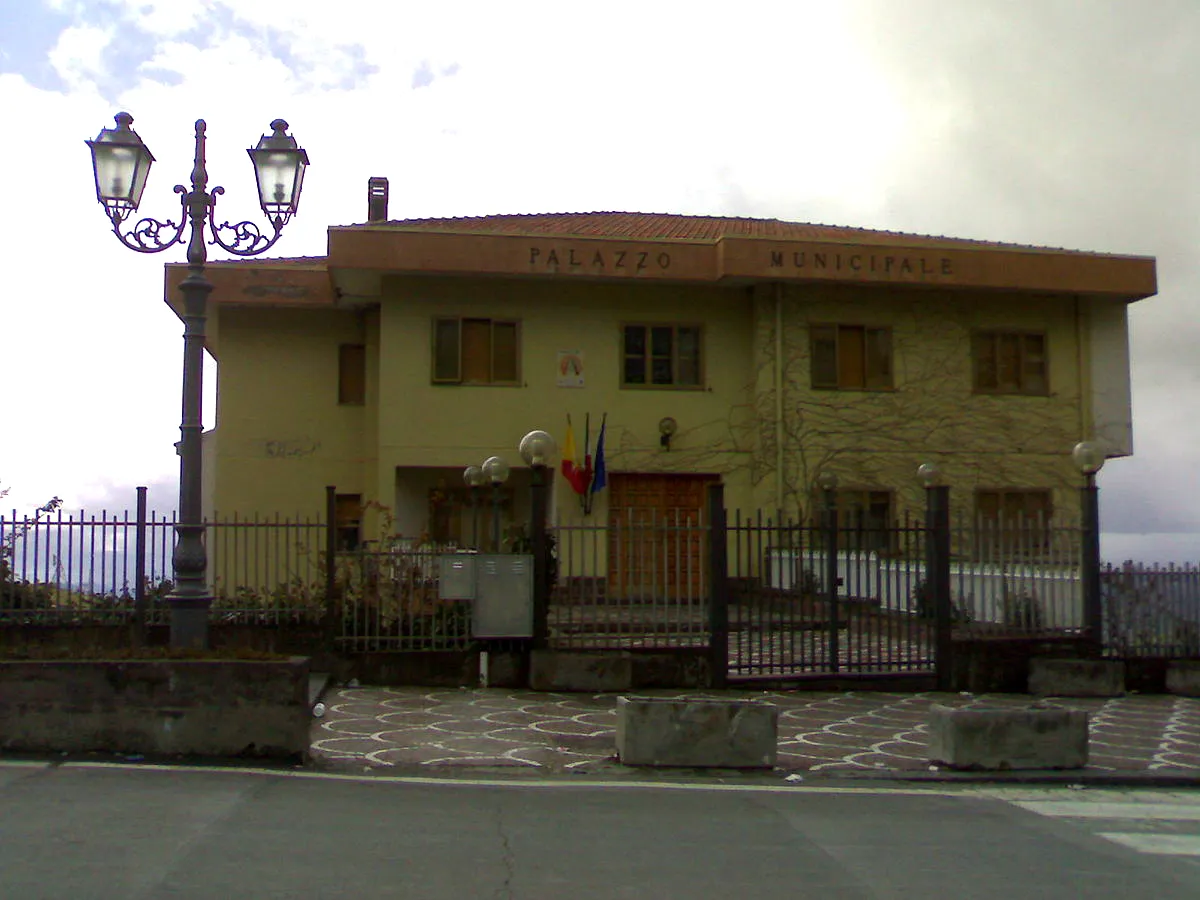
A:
774,283,785,514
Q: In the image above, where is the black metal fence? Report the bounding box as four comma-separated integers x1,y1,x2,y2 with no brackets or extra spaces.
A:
334,542,472,652
1102,562,1200,658
6,487,1200,669
549,509,709,650
0,493,470,650
725,509,935,678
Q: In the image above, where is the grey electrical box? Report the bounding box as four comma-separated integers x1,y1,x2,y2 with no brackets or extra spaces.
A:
473,553,534,638
438,554,477,601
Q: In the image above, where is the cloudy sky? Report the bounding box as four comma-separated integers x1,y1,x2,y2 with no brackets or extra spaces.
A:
1,0,1198,561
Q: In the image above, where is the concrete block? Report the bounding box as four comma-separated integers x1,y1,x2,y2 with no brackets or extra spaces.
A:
1028,658,1125,697
529,651,633,692
927,704,1088,770
1166,660,1200,697
616,696,778,768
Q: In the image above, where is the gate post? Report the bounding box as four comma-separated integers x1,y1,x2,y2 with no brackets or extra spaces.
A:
1073,442,1105,656
707,484,729,688
924,479,953,690
530,462,550,649
323,486,338,648
818,474,839,674
134,486,148,647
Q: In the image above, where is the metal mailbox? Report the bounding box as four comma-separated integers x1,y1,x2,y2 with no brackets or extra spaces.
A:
438,552,534,638
438,554,477,601
473,553,534,638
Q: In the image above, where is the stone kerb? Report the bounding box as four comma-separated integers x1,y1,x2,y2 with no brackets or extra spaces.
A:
1028,658,1125,697
615,696,778,768
927,703,1088,771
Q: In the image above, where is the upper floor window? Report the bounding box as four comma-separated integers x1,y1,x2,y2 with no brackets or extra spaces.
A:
972,331,1048,395
338,344,366,405
432,317,520,385
825,488,894,554
811,325,892,390
622,324,702,388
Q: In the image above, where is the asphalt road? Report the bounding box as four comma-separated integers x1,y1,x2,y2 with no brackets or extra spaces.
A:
1,762,1198,899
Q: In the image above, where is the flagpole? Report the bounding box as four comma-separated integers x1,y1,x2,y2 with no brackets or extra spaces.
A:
582,412,592,516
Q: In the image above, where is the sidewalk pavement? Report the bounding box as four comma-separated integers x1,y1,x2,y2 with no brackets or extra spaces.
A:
309,685,1200,782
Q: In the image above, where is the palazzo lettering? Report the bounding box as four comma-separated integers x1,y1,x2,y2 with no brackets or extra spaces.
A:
529,246,671,273
768,250,953,278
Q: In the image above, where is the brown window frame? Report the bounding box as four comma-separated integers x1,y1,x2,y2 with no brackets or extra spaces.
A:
431,317,521,386
972,330,1049,395
810,324,893,391
620,323,705,390
338,343,367,405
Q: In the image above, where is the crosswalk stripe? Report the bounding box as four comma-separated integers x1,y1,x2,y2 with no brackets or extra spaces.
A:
1096,833,1200,856
1013,801,1200,821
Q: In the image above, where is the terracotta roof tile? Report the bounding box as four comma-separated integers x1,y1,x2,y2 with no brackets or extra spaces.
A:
369,211,1101,255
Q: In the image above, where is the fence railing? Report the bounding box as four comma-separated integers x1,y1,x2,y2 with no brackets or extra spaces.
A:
0,506,328,626
334,541,471,651
6,496,1200,664
1,505,173,624
550,509,710,649
726,513,1084,631
1102,562,1200,658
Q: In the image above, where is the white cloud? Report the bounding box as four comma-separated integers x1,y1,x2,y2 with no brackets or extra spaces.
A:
4,0,1200,548
47,23,113,88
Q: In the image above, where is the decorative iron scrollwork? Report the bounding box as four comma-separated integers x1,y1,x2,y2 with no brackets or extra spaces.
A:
108,188,187,254
207,186,284,256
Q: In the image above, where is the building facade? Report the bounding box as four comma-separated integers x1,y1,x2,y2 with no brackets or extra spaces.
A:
166,186,1156,553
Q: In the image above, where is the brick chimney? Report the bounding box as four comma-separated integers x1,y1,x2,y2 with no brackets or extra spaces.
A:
367,176,389,223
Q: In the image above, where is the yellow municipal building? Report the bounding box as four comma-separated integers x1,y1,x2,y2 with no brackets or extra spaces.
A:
165,179,1156,549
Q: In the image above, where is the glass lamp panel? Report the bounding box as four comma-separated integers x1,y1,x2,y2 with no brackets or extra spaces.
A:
251,149,304,216
91,140,152,209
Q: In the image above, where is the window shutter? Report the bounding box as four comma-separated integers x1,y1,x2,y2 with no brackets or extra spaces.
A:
433,318,461,383
460,319,491,383
838,326,866,389
811,325,838,388
492,321,519,383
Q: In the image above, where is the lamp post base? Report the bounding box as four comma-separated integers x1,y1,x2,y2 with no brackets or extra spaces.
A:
167,598,213,650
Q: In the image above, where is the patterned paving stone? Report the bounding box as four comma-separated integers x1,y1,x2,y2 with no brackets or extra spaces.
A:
308,686,1200,776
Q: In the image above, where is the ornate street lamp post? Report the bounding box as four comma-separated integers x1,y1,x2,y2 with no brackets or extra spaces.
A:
86,113,309,648
481,456,511,552
462,465,487,550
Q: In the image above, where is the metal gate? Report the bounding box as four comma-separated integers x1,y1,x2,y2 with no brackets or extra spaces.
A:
725,511,936,679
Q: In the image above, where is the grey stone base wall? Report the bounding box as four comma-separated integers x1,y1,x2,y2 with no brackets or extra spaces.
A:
530,650,710,691
0,658,310,759
1166,660,1200,697
1028,658,1125,697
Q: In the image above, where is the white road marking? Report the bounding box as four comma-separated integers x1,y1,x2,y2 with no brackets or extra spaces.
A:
58,761,963,795
1096,833,1200,856
1013,801,1200,821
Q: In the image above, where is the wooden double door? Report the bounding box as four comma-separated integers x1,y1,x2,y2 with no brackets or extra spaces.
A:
607,474,717,600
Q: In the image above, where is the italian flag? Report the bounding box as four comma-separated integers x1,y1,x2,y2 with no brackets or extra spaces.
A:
561,415,591,495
